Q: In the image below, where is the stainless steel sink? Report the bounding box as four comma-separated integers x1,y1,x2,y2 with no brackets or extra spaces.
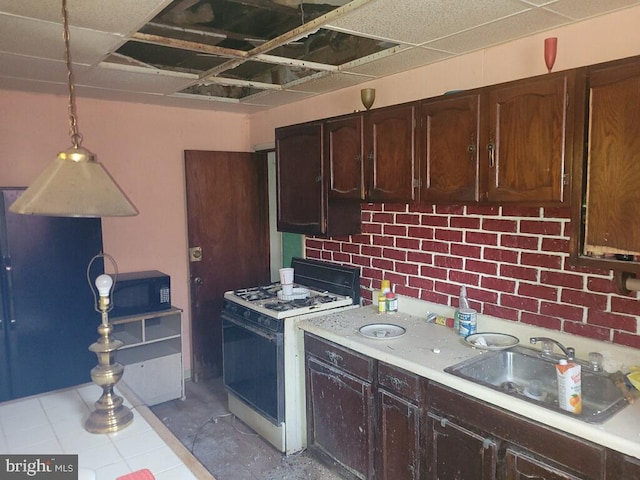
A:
444,345,629,423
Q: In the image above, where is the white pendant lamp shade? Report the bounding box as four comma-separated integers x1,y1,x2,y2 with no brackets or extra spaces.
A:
9,146,138,217
9,0,137,218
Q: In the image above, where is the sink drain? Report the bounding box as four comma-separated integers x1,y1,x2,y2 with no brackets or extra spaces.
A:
499,381,522,394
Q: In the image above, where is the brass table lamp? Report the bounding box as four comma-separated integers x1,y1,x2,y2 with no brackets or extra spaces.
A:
85,257,133,433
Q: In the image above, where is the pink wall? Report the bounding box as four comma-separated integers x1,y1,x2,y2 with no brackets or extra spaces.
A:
0,90,250,371
307,205,640,349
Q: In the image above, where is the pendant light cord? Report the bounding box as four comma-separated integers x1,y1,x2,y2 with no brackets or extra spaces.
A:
62,0,82,149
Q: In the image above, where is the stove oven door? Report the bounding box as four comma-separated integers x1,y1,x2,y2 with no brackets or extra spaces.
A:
221,312,285,425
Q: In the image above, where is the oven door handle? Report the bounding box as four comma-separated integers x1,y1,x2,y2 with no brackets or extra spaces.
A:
222,313,282,344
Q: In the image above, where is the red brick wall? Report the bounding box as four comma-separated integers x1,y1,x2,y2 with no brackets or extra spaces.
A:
306,204,640,349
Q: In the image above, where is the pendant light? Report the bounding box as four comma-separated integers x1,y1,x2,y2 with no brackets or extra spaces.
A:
9,0,138,217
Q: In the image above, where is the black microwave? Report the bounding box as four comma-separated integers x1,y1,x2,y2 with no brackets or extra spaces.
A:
109,270,171,318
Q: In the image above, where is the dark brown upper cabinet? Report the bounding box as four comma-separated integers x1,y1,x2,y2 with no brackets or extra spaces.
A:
364,103,418,203
325,115,364,201
418,92,482,203
276,121,361,237
325,103,418,204
418,71,574,205
570,56,640,276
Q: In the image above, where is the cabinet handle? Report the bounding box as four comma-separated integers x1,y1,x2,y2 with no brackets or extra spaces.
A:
315,175,322,183
367,152,374,161
355,154,362,162
388,375,409,391
326,351,343,366
487,142,495,168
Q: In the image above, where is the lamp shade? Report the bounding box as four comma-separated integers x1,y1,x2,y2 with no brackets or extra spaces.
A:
9,145,138,217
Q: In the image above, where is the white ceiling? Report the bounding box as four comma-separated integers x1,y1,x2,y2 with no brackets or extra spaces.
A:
1,0,639,114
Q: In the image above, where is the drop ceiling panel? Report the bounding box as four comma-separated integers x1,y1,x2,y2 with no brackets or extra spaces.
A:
545,0,640,19
326,0,533,45
0,14,122,64
75,64,197,95
285,71,371,93
426,8,570,54
0,0,171,34
341,46,452,77
0,76,68,96
0,51,90,83
241,89,315,107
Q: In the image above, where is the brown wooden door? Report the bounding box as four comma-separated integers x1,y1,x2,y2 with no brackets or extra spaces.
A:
364,103,417,203
325,115,364,200
418,93,481,203
485,72,573,204
185,150,270,380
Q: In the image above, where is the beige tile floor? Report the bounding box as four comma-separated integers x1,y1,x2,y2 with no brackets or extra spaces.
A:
0,383,208,480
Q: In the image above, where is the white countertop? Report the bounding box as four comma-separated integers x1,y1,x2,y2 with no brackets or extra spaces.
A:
0,382,214,480
297,295,640,460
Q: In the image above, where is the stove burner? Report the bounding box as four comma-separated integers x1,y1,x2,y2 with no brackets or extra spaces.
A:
262,294,339,312
234,285,278,301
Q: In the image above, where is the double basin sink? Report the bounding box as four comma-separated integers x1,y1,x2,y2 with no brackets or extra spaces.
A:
445,345,628,423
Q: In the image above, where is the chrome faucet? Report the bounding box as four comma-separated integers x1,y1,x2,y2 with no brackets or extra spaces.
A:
530,337,575,361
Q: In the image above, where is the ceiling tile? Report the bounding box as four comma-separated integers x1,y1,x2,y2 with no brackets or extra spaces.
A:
75,64,196,95
0,51,90,83
425,7,570,54
543,0,640,19
326,0,532,45
341,46,452,77
0,0,172,34
285,71,371,93
241,89,315,107
0,14,122,64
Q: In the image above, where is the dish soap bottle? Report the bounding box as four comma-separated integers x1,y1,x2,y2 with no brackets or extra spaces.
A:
454,285,470,334
556,359,582,414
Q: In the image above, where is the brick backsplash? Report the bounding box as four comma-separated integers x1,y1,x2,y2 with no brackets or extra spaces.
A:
306,204,640,349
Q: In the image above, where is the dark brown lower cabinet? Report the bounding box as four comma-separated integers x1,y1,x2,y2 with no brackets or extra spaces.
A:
427,412,497,480
605,450,640,480
377,363,426,480
505,449,583,480
305,334,375,479
304,334,638,480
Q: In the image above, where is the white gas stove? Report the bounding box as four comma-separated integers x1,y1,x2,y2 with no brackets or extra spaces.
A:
224,282,355,319
221,258,360,455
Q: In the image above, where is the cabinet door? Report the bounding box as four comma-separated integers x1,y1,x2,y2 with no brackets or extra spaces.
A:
606,450,640,480
485,72,572,204
325,115,364,200
364,103,417,203
306,356,374,479
582,60,640,259
506,448,584,480
418,93,481,203
378,389,421,480
276,122,325,235
427,412,498,480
